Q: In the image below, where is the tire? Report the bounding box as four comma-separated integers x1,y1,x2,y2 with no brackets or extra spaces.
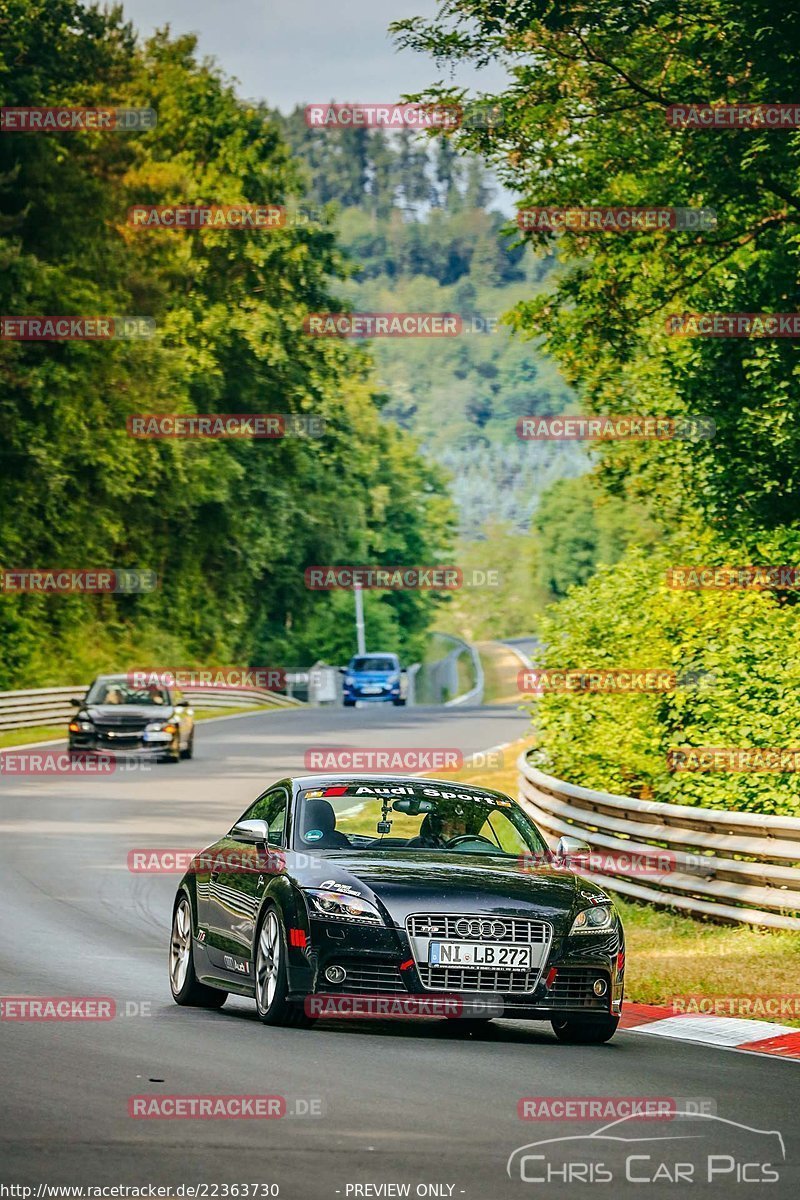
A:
343,699,355,708
254,905,314,1027
169,894,227,1008
393,698,406,707
163,734,181,764
180,730,194,760
551,1015,619,1044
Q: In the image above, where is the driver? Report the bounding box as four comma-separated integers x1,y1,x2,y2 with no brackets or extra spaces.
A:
413,806,467,847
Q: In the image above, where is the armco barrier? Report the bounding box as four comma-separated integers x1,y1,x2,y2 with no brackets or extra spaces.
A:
517,753,800,931
0,683,301,731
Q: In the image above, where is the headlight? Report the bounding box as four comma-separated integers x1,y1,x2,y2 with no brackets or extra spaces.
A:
569,905,613,935
69,720,93,732
344,675,355,686
304,888,383,924
145,720,177,733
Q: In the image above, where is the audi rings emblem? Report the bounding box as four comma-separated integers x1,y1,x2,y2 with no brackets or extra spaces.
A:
454,918,508,940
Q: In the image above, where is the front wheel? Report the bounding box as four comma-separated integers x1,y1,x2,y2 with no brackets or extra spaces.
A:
163,734,181,764
551,1014,619,1044
169,894,227,1008
254,905,314,1027
343,699,355,708
180,730,194,760
393,698,407,707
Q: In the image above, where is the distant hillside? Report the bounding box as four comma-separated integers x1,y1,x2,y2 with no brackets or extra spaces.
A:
274,111,587,538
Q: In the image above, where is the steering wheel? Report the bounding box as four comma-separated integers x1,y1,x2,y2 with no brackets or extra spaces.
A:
444,833,497,848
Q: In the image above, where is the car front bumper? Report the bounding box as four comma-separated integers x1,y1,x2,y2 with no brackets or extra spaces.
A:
288,915,624,1020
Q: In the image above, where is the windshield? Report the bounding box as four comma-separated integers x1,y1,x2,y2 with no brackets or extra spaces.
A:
86,679,170,706
350,657,397,672
295,783,549,857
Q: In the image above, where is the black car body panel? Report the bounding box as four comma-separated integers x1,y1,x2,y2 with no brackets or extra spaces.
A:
179,774,625,1021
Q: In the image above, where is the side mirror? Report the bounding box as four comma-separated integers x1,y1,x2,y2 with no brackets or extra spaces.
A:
338,667,347,674
556,835,591,860
231,818,270,845
70,698,82,707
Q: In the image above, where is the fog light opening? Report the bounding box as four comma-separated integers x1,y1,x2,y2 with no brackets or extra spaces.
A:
325,965,347,984
593,977,608,997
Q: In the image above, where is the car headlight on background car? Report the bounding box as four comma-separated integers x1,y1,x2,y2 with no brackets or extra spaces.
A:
304,888,383,924
569,905,614,935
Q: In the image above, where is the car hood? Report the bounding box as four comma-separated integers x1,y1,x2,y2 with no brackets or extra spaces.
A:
347,672,396,682
297,850,605,926
83,705,176,722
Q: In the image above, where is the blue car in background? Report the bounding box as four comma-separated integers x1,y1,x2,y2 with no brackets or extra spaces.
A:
343,653,406,706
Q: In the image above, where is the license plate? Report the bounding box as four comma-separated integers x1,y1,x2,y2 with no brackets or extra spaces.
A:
360,685,381,694
429,941,532,968
141,731,170,743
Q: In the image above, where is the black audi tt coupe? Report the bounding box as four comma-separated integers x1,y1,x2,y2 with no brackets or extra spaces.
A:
169,774,625,1042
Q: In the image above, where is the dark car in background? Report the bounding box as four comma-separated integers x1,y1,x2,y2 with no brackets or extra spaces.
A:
343,652,405,706
68,674,194,763
169,774,624,1042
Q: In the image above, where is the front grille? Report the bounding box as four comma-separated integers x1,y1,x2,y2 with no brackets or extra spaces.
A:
421,966,538,994
324,963,407,994
406,912,552,994
547,968,608,1009
94,721,149,735
407,914,549,944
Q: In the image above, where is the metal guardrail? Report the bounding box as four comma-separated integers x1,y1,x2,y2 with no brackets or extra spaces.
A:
0,683,301,731
445,640,484,707
517,753,800,931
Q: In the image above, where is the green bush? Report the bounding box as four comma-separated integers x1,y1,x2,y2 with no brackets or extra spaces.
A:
530,537,800,815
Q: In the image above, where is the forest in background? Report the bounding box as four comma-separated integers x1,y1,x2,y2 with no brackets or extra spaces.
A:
392,0,800,811
0,1,460,687
274,113,649,637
